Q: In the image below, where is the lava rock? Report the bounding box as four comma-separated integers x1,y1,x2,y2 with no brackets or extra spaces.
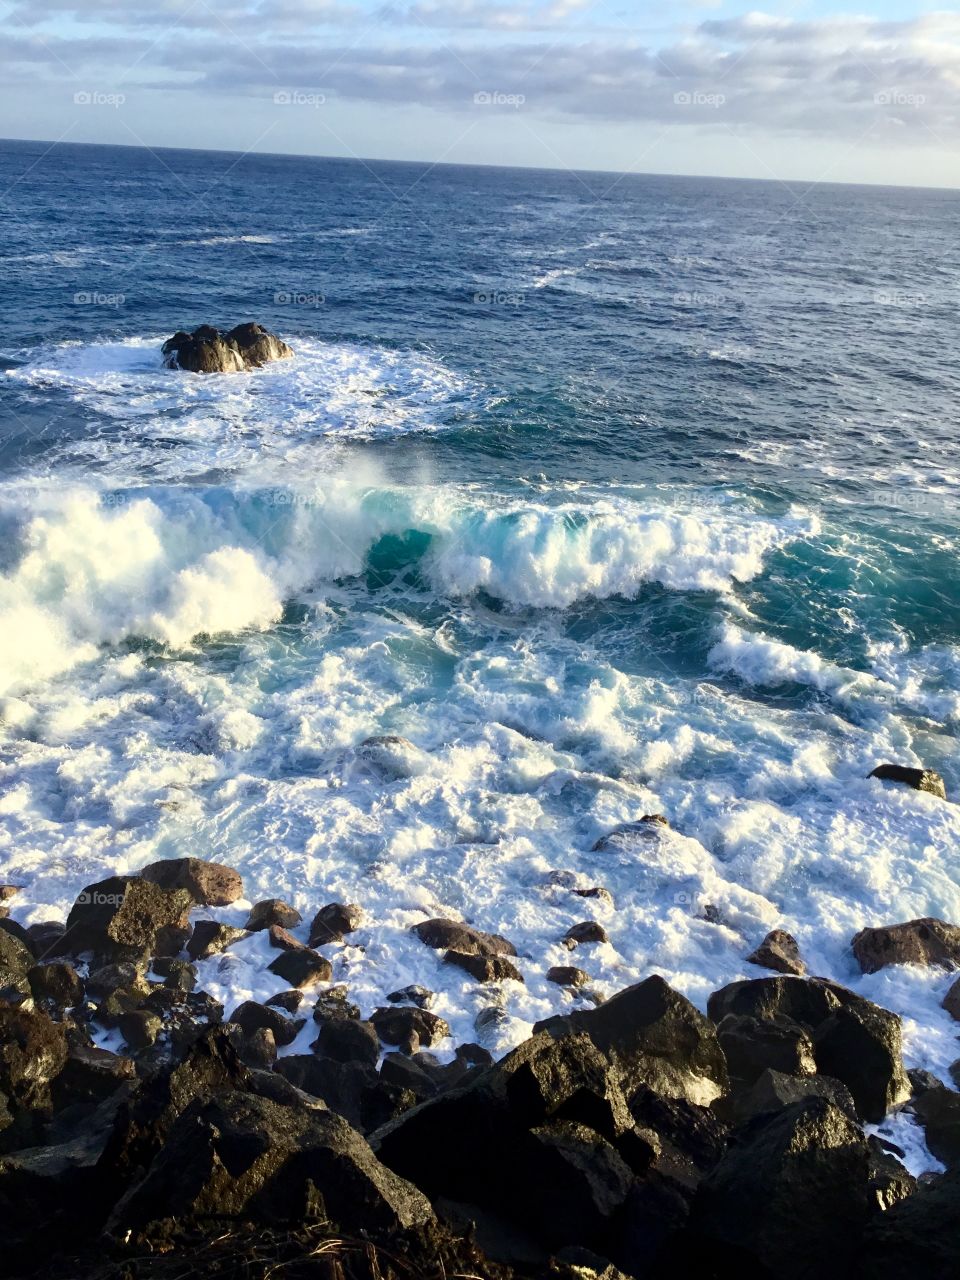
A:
943,975,960,1020
312,1016,380,1068
708,974,844,1029
228,1001,305,1047
0,929,35,996
746,929,805,977
118,1010,163,1051
0,1004,69,1150
412,917,517,958
106,1090,432,1244
27,962,84,1011
267,948,333,989
139,857,243,906
371,1006,451,1054
718,1012,817,1086
387,984,434,1009
563,922,608,947
852,917,960,973
244,899,302,932
591,816,669,851
813,1001,911,1122
443,949,524,983
186,920,249,961
869,763,947,799
911,1083,960,1169
275,1054,379,1130
548,966,590,988
730,1068,858,1125
162,323,294,375
861,1167,960,1277
268,924,306,951
313,987,361,1021
63,877,192,964
537,975,729,1106
694,1098,873,1277
308,902,363,946
573,886,614,906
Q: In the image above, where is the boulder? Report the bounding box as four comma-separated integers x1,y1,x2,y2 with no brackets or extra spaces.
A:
387,984,434,1008
62,877,191,964
0,929,35,996
228,1001,305,1047
267,947,333,989
548,966,590,988
0,1004,70,1151
861,1168,960,1277
852,917,960,973
186,920,249,961
27,962,83,1011
911,1083,960,1169
106,1091,432,1244
731,1068,857,1126
718,1013,817,1086
813,1002,911,1122
537,975,729,1106
694,1098,873,1277
412,917,517,958
592,816,669,851
312,1016,380,1067
371,1006,450,1053
308,902,363,946
869,763,947,799
51,1040,136,1111
574,886,614,906
162,323,294,375
443,950,524,983
943,975,960,1020
268,924,307,951
564,922,609,947
274,1054,379,1130
746,929,805,976
139,857,243,906
707,975,841,1029
313,987,361,1022
243,899,302,932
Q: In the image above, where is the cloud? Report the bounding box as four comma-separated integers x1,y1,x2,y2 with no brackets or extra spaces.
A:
2,9,960,141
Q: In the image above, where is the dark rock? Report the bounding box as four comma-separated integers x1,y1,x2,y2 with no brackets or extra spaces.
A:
85,960,147,999
387,984,434,1008
186,919,249,960
153,921,192,958
592,816,669,851
266,989,304,1013
521,1119,634,1244
943,975,960,1020
62,877,191,964
139,856,243,905
268,924,306,951
537,975,728,1106
694,1098,872,1277
548,966,590,988
853,916,960,973
861,1167,960,1277
162,323,294,375
380,1052,441,1101
118,1009,163,1051
813,1000,911,1122
911,1083,960,1169
412,917,517,958
52,1040,136,1111
267,947,333,989
244,898,302,932
746,928,805,976
27,962,84,1010
228,1001,305,1047
0,917,32,949
313,987,360,1021
730,1068,858,1125
240,1027,277,1070
106,1090,432,1243
867,1134,917,1211
0,1004,69,1150
574,886,614,906
563,921,608,948
275,1054,378,1130
869,763,947,799
372,1006,450,1054
444,949,524,983
707,974,842,1028
308,902,363,946
719,1012,817,1086
25,921,66,959
312,1016,380,1067
0,928,35,995
153,957,197,992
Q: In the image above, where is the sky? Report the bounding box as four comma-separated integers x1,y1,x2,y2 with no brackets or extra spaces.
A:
1,1,958,186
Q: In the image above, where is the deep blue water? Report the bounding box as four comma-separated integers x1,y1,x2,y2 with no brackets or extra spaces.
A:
1,139,958,1087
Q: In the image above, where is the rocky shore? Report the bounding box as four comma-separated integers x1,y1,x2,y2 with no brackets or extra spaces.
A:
1,831,960,1279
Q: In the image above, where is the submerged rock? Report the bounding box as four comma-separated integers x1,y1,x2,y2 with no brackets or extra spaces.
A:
162,323,293,374
412,917,518,958
746,928,805,976
308,902,363,946
868,762,947,799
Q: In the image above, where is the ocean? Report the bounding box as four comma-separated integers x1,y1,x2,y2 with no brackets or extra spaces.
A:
1,140,958,1162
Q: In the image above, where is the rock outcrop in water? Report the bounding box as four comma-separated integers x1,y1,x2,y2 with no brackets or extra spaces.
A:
1,861,959,1278
162,323,293,373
